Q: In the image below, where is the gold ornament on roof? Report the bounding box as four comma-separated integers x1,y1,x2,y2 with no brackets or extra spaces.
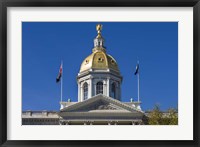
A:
96,24,103,38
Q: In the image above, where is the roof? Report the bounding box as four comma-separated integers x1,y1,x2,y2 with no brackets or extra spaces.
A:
79,49,120,73
60,94,144,114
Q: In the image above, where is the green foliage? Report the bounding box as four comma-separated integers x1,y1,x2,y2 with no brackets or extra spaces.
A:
147,105,178,125
167,108,178,125
148,104,162,125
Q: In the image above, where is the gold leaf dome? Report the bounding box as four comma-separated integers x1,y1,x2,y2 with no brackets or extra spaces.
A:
79,48,120,73
79,24,120,73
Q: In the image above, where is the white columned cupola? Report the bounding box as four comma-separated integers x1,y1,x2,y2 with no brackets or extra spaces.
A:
77,24,123,102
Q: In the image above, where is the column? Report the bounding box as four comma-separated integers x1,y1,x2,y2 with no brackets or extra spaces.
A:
107,78,110,97
84,121,89,125
78,83,81,102
108,121,112,125
94,81,96,96
104,80,107,96
103,80,106,95
80,84,83,102
88,78,92,98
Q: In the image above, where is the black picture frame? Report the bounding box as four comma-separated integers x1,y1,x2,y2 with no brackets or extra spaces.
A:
0,0,199,146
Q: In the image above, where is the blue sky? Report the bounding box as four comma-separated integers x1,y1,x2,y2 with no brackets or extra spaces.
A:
22,22,178,111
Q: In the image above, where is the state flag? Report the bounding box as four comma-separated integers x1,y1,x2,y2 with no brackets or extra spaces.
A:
56,64,62,83
134,63,139,75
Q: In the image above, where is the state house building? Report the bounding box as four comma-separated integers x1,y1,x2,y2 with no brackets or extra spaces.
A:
22,24,145,125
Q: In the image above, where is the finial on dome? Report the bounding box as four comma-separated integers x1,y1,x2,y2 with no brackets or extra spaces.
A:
96,24,103,36
93,24,105,51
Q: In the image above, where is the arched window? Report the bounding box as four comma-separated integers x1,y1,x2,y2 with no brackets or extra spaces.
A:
83,82,88,100
96,82,103,95
111,83,116,99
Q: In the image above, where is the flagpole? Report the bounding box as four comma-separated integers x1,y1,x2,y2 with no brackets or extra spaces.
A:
61,61,63,102
137,61,140,102
138,71,140,102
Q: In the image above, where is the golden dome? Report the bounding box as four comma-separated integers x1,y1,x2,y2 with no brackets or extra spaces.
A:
79,24,120,73
79,48,120,73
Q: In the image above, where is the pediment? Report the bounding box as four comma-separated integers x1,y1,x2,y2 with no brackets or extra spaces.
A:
60,94,143,113
96,104,117,110
74,100,125,112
